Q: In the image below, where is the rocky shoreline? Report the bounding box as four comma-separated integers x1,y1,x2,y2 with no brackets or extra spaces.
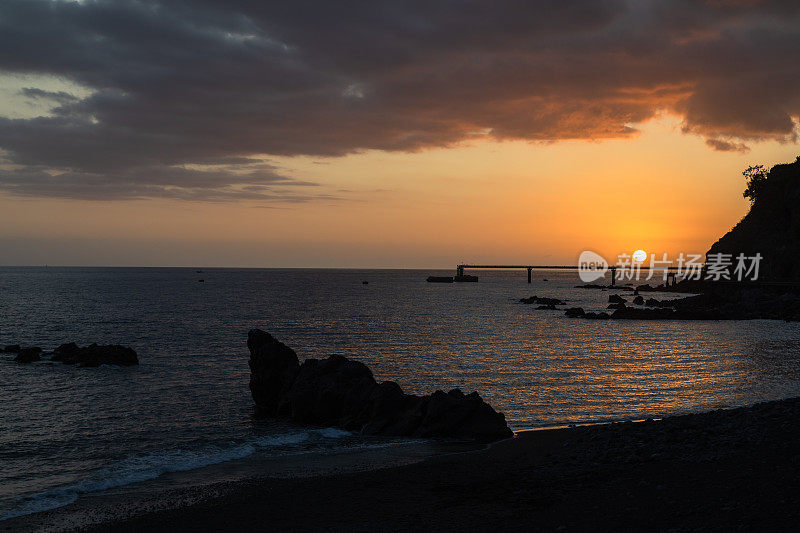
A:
523,286,800,321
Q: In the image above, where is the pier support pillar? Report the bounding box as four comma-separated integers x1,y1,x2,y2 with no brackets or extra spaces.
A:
527,267,532,284
610,266,617,286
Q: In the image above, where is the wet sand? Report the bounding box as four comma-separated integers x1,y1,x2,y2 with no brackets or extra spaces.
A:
8,397,800,532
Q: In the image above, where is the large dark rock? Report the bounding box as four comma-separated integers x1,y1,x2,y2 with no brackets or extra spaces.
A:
247,329,513,443
248,330,300,416
14,347,41,363
50,343,138,366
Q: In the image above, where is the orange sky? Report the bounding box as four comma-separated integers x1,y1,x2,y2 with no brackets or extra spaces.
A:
0,115,796,268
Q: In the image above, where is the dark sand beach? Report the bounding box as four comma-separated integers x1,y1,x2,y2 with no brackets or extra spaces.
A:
9,396,799,532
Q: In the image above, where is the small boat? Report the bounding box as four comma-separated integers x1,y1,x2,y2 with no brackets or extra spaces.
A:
427,276,454,283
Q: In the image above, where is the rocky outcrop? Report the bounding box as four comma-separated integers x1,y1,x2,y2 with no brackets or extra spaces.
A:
247,329,513,442
6,341,138,366
563,308,610,319
49,343,138,366
520,296,566,306
13,347,41,363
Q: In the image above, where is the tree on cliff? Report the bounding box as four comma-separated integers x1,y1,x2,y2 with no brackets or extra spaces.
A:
743,165,768,204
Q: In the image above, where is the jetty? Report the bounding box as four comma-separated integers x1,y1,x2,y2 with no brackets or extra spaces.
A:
452,264,684,285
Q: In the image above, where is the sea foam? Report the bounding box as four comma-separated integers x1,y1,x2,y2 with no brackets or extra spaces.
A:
1,428,349,521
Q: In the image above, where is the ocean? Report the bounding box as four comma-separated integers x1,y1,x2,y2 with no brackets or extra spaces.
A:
2,267,800,521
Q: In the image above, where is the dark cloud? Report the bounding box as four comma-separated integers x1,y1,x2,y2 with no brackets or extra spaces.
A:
706,138,750,152
0,163,321,201
0,0,798,200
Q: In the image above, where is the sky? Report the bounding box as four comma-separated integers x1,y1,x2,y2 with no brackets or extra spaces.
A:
0,0,798,268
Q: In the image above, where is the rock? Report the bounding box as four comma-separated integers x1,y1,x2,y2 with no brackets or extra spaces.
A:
565,307,585,318
277,354,377,425
520,296,566,306
645,298,661,307
584,312,611,319
51,343,138,366
633,295,644,305
14,347,41,363
612,307,677,320
4,344,20,353
247,329,513,442
53,342,80,359
609,294,627,304
607,302,626,310
248,329,300,416
536,304,556,310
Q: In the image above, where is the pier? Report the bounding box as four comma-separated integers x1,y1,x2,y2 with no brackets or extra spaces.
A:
456,264,685,285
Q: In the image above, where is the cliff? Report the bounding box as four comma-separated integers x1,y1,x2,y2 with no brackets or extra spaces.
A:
708,156,800,279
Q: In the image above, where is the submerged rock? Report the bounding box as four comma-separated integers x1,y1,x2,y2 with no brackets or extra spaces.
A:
247,329,513,442
608,294,627,304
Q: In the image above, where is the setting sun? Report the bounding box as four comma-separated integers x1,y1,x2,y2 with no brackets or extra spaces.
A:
632,250,648,263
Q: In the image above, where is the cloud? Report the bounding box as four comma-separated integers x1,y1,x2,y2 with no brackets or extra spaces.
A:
0,163,323,201
0,0,798,200
705,138,751,153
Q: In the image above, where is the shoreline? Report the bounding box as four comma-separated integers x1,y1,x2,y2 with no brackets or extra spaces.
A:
0,439,483,532
7,397,800,532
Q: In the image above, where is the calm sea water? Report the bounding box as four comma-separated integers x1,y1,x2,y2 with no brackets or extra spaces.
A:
2,267,800,519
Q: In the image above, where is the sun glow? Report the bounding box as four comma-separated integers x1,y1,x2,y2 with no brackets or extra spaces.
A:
632,250,648,263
